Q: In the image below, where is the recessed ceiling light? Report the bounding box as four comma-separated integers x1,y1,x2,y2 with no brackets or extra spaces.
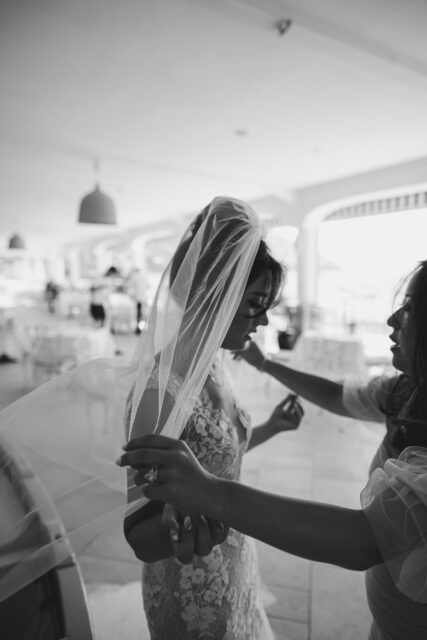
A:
276,19,292,37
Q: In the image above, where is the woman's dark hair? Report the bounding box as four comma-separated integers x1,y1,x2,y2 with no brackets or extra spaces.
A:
170,205,284,313
246,238,285,314
169,207,209,288
407,260,427,392
384,260,427,432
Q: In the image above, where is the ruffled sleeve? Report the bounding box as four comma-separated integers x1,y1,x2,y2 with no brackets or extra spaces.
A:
361,446,427,602
343,374,398,422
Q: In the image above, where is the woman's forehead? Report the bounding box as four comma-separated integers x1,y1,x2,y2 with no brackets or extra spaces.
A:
245,272,272,296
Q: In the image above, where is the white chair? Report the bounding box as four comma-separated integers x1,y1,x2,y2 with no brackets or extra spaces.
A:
26,327,79,388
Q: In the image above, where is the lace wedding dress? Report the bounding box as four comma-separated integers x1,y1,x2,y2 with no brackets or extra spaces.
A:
141,359,273,639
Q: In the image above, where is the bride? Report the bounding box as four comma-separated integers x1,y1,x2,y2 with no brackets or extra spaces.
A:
123,196,303,639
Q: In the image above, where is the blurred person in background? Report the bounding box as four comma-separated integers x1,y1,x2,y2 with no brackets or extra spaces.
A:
129,268,148,335
44,280,59,314
89,280,107,328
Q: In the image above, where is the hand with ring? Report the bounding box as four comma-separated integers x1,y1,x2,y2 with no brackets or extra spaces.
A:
117,436,221,516
161,504,229,564
118,449,229,562
142,464,159,485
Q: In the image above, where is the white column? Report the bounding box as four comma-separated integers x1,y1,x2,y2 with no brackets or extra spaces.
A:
65,248,81,285
130,235,147,271
297,224,319,331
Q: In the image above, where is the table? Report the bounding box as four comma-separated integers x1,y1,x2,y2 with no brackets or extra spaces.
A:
26,325,116,387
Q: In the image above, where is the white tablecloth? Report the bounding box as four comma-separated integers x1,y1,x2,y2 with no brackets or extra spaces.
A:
29,326,116,365
25,325,116,387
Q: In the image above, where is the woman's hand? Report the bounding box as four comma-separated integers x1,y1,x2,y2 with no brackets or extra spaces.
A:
162,503,228,563
233,340,267,370
266,394,304,434
118,436,221,519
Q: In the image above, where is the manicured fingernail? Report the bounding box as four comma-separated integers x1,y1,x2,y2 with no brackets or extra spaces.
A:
170,529,179,542
183,515,192,531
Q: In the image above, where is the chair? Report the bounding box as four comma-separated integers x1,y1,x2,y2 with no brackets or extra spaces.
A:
26,326,79,388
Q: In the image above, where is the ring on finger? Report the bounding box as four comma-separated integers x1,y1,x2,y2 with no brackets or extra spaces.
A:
144,464,159,485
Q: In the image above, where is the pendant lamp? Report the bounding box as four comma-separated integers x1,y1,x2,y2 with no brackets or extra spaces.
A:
78,159,117,225
8,233,26,249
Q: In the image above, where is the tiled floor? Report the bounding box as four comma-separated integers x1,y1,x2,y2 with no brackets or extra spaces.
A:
0,310,384,639
236,366,380,640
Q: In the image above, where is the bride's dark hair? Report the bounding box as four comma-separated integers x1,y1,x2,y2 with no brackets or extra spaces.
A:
247,238,285,314
170,203,284,314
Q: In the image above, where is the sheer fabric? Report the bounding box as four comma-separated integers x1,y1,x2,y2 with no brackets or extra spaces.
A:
344,375,427,638
343,375,398,424
138,357,273,639
361,447,427,604
0,196,261,601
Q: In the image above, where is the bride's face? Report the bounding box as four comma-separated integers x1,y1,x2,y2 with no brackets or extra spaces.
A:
222,272,271,351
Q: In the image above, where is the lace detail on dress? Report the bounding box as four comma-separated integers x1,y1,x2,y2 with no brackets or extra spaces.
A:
145,361,182,398
142,361,271,639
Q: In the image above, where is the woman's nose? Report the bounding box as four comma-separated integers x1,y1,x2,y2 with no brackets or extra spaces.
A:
256,311,269,328
387,308,400,328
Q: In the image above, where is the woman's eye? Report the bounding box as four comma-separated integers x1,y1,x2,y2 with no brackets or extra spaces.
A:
246,302,267,317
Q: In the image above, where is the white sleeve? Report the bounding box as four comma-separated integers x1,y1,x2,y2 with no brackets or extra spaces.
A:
342,375,398,423
361,446,427,602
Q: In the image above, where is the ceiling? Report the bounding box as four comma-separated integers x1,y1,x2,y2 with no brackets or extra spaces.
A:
1,0,427,249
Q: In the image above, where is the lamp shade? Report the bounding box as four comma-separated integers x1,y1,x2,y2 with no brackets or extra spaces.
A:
8,234,26,249
78,186,116,225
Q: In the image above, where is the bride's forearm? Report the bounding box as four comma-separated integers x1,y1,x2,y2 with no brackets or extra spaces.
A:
246,421,278,451
210,479,382,571
124,498,174,563
125,512,174,563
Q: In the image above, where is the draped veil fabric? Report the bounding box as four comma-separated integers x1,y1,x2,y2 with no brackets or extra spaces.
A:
0,196,261,601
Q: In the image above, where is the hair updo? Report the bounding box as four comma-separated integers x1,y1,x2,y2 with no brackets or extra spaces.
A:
169,203,284,312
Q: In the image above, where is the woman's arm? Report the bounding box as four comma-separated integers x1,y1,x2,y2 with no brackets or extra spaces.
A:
120,436,383,571
246,395,304,451
238,342,351,417
124,388,224,562
124,387,177,562
124,498,173,562
125,498,219,563
214,481,381,571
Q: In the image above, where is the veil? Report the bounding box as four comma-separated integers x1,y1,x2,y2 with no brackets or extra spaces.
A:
0,196,261,601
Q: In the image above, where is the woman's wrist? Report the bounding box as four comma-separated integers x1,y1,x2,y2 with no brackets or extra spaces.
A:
257,356,270,372
206,475,229,522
